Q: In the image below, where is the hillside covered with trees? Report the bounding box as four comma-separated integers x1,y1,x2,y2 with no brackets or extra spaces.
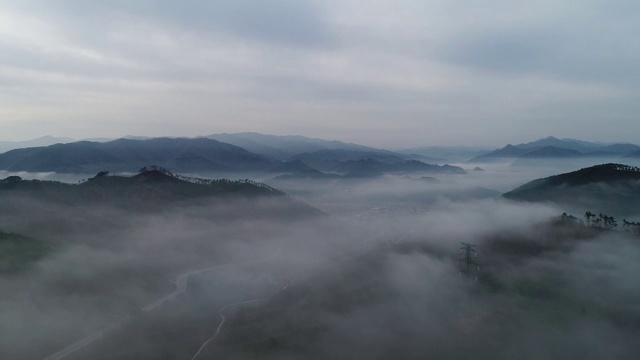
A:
503,164,640,215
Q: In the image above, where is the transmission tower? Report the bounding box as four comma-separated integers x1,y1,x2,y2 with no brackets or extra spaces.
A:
458,242,480,282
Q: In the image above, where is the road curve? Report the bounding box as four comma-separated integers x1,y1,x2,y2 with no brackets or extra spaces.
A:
41,253,279,360
185,234,411,360
41,317,130,360
142,254,279,312
190,299,268,360
186,235,412,360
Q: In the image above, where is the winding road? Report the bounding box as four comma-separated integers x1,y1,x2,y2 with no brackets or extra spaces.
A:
41,233,406,360
41,254,279,360
185,233,413,360
190,299,268,360
41,317,130,360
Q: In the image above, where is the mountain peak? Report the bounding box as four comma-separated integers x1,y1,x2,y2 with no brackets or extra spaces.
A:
513,136,605,152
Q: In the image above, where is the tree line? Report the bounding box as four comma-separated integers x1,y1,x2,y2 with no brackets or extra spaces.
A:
137,165,284,193
557,211,640,235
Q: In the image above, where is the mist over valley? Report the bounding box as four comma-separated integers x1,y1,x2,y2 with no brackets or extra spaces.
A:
0,133,639,360
2,1,639,358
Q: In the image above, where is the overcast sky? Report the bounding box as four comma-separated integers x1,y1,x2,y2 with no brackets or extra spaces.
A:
1,1,638,147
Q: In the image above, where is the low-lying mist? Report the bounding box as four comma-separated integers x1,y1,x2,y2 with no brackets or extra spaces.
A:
294,230,640,360
1,165,639,359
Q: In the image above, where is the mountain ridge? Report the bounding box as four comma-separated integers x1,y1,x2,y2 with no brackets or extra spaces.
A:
468,137,640,163
0,168,323,213
503,163,640,215
0,136,467,177
206,132,386,160
0,137,274,174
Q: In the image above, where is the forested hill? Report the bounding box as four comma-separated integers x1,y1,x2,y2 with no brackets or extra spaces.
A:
505,163,640,191
503,164,640,215
0,168,320,214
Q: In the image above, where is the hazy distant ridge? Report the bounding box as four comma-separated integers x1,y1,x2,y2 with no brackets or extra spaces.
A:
0,137,274,174
0,134,465,176
468,136,640,163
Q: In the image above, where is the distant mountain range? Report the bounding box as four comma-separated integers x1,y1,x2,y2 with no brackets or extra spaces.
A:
286,149,465,177
206,132,384,160
0,136,76,154
0,135,156,154
515,136,601,151
0,135,466,177
395,146,491,163
628,149,640,158
0,138,273,174
503,163,640,215
468,136,640,164
3,134,637,175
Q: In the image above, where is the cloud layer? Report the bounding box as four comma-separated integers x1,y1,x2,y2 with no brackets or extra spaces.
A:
0,1,638,146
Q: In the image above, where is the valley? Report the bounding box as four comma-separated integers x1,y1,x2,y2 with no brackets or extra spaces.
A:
0,134,639,360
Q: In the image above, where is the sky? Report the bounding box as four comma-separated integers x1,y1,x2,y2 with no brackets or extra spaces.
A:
0,0,639,148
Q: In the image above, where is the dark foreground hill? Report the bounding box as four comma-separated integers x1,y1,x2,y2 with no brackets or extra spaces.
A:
0,169,323,217
503,163,640,215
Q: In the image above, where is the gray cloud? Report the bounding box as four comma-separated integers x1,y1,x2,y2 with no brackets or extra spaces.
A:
18,0,335,48
441,29,558,74
436,1,640,88
0,0,639,146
